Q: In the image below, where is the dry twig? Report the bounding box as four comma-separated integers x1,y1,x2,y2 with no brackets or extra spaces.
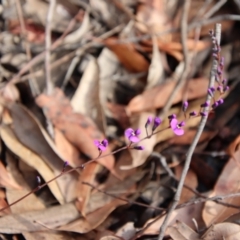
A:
157,23,222,240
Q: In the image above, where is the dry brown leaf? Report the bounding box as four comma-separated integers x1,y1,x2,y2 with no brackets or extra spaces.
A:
5,153,75,240
6,102,78,202
202,157,240,226
2,84,20,102
126,78,209,115
96,230,123,240
58,197,127,233
54,127,82,167
104,37,149,73
146,36,164,88
0,125,64,204
85,174,139,215
142,201,205,236
169,221,200,240
71,58,104,132
107,102,130,130
36,88,118,177
0,203,80,233
175,166,198,204
141,167,204,236
0,160,22,190
116,222,136,240
135,0,171,37
76,162,101,216
201,222,240,240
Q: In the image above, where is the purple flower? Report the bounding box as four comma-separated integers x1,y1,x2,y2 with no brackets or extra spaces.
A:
182,101,188,112
201,101,210,108
222,79,227,85
224,86,229,92
212,102,219,109
189,111,197,117
208,88,214,98
170,119,184,136
200,112,208,117
217,99,224,105
145,116,153,128
94,139,108,151
133,146,144,150
152,117,161,132
125,128,141,143
168,114,177,120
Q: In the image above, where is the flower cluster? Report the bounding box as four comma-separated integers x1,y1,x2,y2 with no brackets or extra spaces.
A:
93,30,227,154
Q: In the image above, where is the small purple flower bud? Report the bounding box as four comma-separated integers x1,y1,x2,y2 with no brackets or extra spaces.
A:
152,117,162,132
217,67,222,76
220,57,224,67
133,146,144,150
200,112,208,117
208,88,214,98
201,101,210,108
63,161,69,170
210,87,215,92
182,101,188,112
222,79,227,85
217,99,224,105
145,116,153,128
168,114,177,120
178,121,185,127
224,86,229,92
212,102,219,109
217,85,223,93
189,111,197,117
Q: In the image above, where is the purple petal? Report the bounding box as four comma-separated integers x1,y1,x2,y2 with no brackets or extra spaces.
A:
174,128,184,136
129,135,139,143
94,140,100,147
125,128,134,138
98,145,106,151
102,139,108,147
178,121,185,127
147,116,153,125
135,129,141,136
133,146,144,150
170,118,178,129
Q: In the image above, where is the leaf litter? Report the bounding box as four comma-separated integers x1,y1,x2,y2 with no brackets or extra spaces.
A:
0,0,240,239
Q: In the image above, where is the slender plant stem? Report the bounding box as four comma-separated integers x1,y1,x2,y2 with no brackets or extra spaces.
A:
157,23,222,240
